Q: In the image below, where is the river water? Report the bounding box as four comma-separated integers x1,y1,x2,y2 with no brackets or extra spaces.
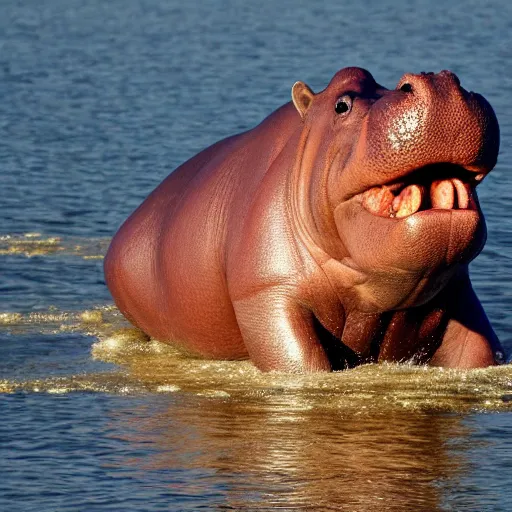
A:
1,0,512,510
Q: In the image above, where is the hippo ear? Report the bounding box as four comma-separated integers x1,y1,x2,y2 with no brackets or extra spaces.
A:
291,81,315,119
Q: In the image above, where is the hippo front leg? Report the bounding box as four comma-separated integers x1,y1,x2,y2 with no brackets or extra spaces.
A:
233,288,332,372
430,271,504,368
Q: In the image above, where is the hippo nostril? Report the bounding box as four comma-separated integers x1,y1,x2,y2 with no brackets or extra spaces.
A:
400,83,413,93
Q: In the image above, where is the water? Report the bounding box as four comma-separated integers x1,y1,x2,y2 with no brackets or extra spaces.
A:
1,0,512,510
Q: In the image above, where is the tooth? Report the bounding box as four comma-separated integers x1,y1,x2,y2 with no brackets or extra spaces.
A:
392,184,423,218
362,186,394,216
452,179,470,209
431,180,454,209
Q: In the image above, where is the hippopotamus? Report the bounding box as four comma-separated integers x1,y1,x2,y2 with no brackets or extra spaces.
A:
104,67,504,372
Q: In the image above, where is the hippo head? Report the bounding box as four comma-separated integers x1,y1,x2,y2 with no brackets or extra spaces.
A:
291,67,499,312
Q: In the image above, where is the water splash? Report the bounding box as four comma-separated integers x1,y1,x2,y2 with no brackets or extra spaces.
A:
1,233,511,414
2,304,512,413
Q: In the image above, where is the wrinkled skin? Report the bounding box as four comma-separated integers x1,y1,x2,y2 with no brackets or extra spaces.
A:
105,67,504,372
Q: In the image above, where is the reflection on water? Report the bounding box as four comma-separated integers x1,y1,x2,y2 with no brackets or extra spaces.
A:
110,396,468,512
104,387,472,511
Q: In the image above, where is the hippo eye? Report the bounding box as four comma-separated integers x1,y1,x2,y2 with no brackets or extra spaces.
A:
335,95,352,115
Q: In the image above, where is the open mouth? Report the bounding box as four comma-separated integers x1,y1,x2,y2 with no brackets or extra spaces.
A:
360,163,479,219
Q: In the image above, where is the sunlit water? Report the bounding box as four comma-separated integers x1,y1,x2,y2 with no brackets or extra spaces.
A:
1,0,512,510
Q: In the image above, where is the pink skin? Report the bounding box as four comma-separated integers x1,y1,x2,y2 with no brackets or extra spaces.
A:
104,67,503,372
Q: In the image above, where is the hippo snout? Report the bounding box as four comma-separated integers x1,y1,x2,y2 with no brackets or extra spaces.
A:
332,67,499,212
362,70,498,185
